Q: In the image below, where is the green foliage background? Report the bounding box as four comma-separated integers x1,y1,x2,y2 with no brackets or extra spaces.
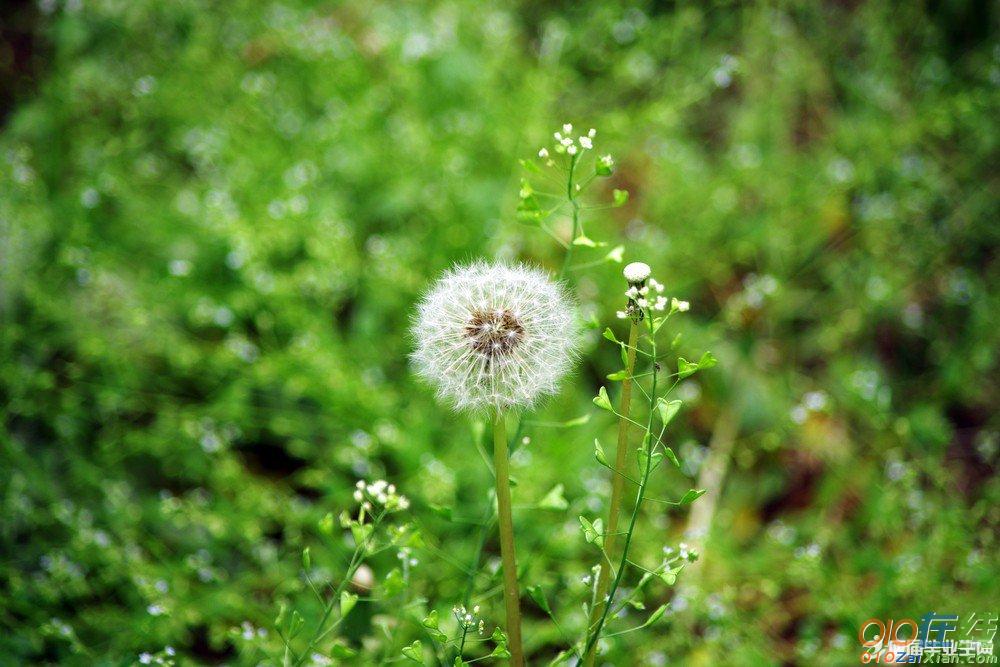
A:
1,0,997,664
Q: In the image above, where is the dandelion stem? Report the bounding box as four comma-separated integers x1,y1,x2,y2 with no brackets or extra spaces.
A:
583,319,638,667
492,412,525,666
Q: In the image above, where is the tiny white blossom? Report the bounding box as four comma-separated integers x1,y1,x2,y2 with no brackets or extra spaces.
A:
412,261,580,413
567,145,578,155
563,123,573,133
672,298,690,312
616,311,627,319
579,136,593,149
538,148,549,158
654,296,668,311
637,298,649,308
623,262,651,284
588,128,597,138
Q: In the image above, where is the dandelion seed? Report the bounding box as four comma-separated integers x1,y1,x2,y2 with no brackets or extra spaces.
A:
412,261,579,413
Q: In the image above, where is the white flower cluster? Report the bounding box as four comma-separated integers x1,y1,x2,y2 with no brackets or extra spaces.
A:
538,123,597,158
616,263,690,319
453,604,486,634
663,542,699,562
353,479,409,512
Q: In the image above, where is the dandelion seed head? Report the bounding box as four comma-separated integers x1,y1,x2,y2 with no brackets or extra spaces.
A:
623,262,651,284
412,261,579,413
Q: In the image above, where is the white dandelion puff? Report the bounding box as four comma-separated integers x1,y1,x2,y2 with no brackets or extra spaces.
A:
412,261,580,413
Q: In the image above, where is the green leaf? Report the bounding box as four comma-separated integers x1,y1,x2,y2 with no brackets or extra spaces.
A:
605,245,625,263
593,386,613,412
548,650,572,666
427,504,453,521
382,567,406,597
612,189,629,206
664,447,680,468
594,439,609,467
490,644,512,659
330,642,358,659
660,571,677,585
340,591,358,617
301,547,310,570
318,512,334,535
677,357,700,379
578,516,603,546
453,657,467,667
656,398,682,426
527,584,552,616
679,489,707,505
602,327,619,344
491,627,507,643
646,604,669,625
539,484,568,510
698,350,718,370
519,158,541,174
606,369,628,381
421,610,439,629
401,640,424,663
561,414,591,427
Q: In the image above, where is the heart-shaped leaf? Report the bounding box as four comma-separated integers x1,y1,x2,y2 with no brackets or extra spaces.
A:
340,591,358,617
401,640,424,663
656,398,682,426
593,386,613,412
539,484,568,510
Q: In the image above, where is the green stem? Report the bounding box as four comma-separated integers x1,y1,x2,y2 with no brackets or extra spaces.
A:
583,320,638,667
583,309,658,660
493,412,525,666
294,512,384,665
558,155,579,281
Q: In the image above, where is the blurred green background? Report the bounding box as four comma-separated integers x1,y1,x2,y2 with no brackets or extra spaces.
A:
1,0,997,664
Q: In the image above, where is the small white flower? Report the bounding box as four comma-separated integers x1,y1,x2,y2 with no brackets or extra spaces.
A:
560,136,574,147
588,128,597,138
654,296,668,311
579,136,593,149
625,286,639,299
623,262,651,284
567,145,578,155
412,261,580,413
672,298,690,312
616,311,627,319
563,123,573,133
637,298,649,308
538,148,549,158
599,154,614,168
554,131,563,141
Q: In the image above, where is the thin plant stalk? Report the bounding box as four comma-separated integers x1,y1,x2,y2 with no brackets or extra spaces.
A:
558,154,579,281
492,412,525,666
293,510,385,666
583,308,658,660
583,319,638,667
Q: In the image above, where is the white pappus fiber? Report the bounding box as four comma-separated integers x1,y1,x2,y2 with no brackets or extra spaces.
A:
412,261,580,413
